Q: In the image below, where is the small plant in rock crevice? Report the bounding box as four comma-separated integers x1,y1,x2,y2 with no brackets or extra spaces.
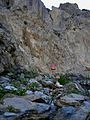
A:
6,105,17,112
7,66,39,81
27,82,39,91
24,66,39,78
58,74,70,85
0,88,27,99
14,89,27,96
0,88,8,100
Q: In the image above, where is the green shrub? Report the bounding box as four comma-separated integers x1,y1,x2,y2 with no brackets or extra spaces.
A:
58,74,70,85
15,89,26,96
7,66,39,80
25,67,39,78
6,105,16,112
0,88,26,99
0,88,8,99
12,81,21,88
27,82,39,91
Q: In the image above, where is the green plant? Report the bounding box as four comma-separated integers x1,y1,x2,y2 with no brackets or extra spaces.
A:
51,92,57,100
24,67,39,78
27,82,39,91
12,81,21,88
20,78,28,85
15,89,26,96
7,72,17,79
6,105,16,112
0,88,8,99
9,89,26,96
7,66,39,81
58,74,70,85
0,88,27,99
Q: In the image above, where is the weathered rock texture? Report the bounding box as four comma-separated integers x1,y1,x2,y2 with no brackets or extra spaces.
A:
0,0,90,74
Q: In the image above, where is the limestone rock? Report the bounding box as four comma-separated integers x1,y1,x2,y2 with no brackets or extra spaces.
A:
59,3,81,16
0,0,90,74
3,97,50,113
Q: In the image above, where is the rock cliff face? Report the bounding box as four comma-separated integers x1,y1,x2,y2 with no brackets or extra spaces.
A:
0,0,90,74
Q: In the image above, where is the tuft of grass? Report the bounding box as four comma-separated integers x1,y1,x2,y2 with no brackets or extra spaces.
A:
7,66,39,80
6,105,16,112
0,88,8,99
24,67,39,78
58,74,70,85
6,105,20,113
27,82,39,91
15,89,26,96
0,88,27,100
12,81,21,88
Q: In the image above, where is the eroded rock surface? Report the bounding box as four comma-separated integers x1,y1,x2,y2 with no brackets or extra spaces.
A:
0,0,90,74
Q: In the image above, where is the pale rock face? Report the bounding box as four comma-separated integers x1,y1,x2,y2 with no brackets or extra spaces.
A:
0,0,90,74
59,3,80,16
50,4,90,73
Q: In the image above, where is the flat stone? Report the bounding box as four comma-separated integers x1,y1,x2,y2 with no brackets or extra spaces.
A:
4,85,17,91
3,97,50,113
4,112,17,117
3,97,33,112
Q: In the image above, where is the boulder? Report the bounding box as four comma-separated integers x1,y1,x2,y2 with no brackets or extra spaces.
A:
55,93,87,107
3,97,50,113
69,101,90,120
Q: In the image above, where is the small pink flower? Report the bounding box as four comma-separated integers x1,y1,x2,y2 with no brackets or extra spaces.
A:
50,64,56,70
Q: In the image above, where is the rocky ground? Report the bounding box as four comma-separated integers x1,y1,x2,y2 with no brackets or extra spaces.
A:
0,69,90,120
